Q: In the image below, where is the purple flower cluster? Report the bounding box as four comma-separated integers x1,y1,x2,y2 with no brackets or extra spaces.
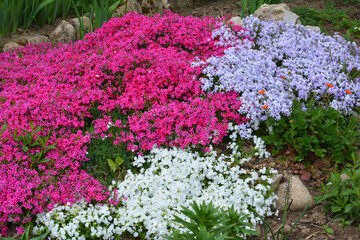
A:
200,16,360,122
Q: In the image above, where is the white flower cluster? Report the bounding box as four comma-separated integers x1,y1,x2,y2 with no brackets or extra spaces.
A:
116,146,277,239
34,201,119,240
227,121,253,140
252,135,270,159
227,122,271,163
34,135,276,240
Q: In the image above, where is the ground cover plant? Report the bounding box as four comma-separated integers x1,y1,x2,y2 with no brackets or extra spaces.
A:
0,11,261,238
292,5,360,42
200,16,360,162
0,8,359,240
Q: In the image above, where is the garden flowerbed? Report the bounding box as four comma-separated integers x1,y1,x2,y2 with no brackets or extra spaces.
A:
1,3,360,240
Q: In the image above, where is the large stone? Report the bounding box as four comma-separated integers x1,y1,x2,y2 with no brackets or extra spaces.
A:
49,20,76,44
113,4,127,17
305,25,321,32
275,175,315,212
3,42,21,52
126,0,143,13
283,11,301,25
14,35,49,45
254,3,301,24
12,36,28,45
69,17,92,41
167,0,193,8
126,0,193,14
270,174,283,190
127,0,166,14
229,16,244,27
26,35,50,45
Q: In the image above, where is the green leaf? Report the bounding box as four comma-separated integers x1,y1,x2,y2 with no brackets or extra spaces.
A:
327,228,334,234
331,206,342,213
241,0,247,18
29,0,56,23
36,151,44,161
25,135,33,145
107,0,122,16
21,225,30,240
29,154,37,162
345,204,355,213
0,122,7,135
31,231,50,240
39,158,52,164
323,224,333,234
22,146,29,152
271,149,280,155
30,142,40,147
37,137,45,146
45,145,57,152
115,156,124,166
315,148,326,157
33,125,43,135
107,158,117,172
351,151,359,161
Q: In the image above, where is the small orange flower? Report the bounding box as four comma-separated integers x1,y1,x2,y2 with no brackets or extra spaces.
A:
259,90,265,94
262,105,268,110
326,83,334,88
290,120,293,123
345,90,352,94
281,76,285,79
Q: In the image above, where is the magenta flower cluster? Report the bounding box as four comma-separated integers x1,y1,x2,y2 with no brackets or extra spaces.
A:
0,11,249,235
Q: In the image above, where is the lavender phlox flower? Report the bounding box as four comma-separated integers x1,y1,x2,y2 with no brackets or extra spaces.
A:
199,15,360,126
211,23,253,47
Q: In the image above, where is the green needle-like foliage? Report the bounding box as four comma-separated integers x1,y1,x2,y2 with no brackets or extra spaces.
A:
166,201,258,240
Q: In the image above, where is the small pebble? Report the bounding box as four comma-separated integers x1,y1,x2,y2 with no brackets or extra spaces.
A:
301,228,310,235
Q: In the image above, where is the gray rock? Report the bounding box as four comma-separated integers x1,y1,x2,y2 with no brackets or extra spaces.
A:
126,0,143,13
126,0,193,14
254,3,290,21
283,11,301,24
270,174,283,190
13,36,28,45
49,20,76,44
167,0,193,8
3,42,21,52
340,173,351,181
301,228,310,235
14,35,49,45
229,16,244,27
326,173,351,186
127,0,167,14
304,25,321,32
275,175,315,212
113,4,127,17
26,35,50,45
254,3,300,24
69,17,92,41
